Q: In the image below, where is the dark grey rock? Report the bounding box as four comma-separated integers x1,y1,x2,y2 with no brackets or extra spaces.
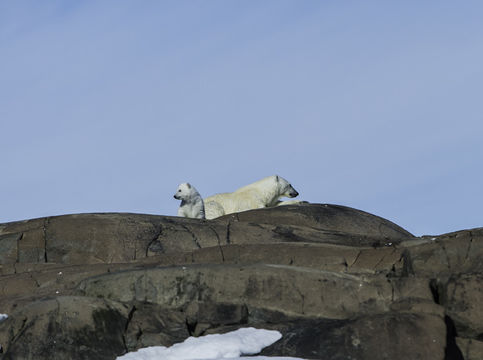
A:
0,205,481,360
261,312,446,360
0,296,129,360
220,203,414,239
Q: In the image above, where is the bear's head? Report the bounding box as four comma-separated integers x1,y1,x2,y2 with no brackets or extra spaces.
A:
174,182,196,200
274,175,299,198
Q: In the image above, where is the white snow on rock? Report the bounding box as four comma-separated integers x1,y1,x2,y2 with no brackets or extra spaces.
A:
116,327,305,360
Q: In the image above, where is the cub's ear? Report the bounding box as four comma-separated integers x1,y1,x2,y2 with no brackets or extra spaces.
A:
186,183,192,189
275,175,280,182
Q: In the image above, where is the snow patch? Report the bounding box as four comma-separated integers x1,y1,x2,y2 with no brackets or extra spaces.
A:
116,327,304,360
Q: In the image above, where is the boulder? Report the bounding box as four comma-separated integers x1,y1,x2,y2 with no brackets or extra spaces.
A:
76,264,396,318
441,273,483,338
223,203,414,239
0,204,481,360
0,296,129,360
0,204,415,267
456,338,483,360
261,312,446,360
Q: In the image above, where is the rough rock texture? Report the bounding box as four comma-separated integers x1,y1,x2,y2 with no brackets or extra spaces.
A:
0,297,129,360
0,203,481,359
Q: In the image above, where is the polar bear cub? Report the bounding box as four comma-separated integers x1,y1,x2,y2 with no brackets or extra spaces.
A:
204,175,300,219
174,183,205,219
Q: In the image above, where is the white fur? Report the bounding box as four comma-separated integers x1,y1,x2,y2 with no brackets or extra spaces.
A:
204,175,299,219
275,199,308,206
174,183,205,219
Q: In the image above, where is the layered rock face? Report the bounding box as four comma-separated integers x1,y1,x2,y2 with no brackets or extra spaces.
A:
0,204,482,359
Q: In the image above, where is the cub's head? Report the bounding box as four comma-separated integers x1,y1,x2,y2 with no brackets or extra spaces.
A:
274,175,299,198
174,182,196,200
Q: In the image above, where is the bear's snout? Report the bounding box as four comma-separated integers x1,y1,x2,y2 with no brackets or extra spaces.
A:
289,189,299,197
174,194,180,200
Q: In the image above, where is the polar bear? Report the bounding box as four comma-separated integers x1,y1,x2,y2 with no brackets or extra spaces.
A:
204,175,300,219
174,183,205,219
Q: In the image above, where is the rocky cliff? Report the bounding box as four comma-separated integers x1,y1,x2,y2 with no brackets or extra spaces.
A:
0,204,482,359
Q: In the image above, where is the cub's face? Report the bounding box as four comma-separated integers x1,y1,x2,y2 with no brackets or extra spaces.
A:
276,176,299,198
174,183,193,200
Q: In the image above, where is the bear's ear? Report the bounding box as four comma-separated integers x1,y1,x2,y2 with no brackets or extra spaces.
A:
275,175,280,182
186,183,192,189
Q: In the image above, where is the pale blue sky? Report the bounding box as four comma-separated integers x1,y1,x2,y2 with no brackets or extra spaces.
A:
1,1,482,235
